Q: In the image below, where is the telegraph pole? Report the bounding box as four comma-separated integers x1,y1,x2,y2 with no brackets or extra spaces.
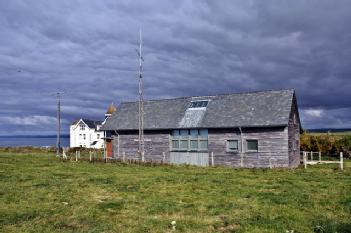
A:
136,29,145,162
56,92,63,157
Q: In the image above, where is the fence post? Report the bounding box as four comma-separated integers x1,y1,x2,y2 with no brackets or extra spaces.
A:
310,151,313,161
303,151,307,169
240,153,243,167
269,152,272,169
162,152,166,163
123,152,126,162
319,151,321,163
89,151,92,162
211,152,214,167
75,151,78,162
62,148,67,160
340,152,344,170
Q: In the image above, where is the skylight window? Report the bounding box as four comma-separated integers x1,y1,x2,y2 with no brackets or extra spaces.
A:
189,100,208,108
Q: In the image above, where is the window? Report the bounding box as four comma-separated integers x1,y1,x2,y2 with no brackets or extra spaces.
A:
180,140,189,149
247,140,258,152
83,134,86,140
79,134,82,140
171,128,208,151
190,129,198,137
227,140,239,152
189,100,208,108
180,129,189,136
80,124,85,130
199,140,208,150
190,140,198,150
172,140,179,149
97,134,100,139
199,129,208,136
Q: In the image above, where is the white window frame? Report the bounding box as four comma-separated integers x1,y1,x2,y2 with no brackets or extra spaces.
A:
171,129,208,152
246,139,258,152
226,139,239,152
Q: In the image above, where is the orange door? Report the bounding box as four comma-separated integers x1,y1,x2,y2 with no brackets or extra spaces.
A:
106,141,113,158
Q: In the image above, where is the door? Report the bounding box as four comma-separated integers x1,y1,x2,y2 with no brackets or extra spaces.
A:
106,140,113,158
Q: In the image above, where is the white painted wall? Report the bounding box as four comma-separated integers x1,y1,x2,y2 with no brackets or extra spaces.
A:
70,119,104,149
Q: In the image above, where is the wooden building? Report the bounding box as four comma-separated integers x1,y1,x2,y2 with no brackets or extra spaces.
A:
101,89,301,168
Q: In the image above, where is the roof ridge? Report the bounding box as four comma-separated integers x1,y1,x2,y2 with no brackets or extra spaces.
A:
120,88,295,105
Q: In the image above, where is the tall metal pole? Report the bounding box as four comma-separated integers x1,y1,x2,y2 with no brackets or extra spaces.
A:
56,92,61,157
138,29,145,162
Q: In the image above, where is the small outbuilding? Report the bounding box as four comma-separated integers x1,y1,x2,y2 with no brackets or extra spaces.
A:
101,89,301,168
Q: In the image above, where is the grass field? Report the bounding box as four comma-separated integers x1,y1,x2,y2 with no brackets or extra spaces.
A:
1,152,350,233
309,131,351,136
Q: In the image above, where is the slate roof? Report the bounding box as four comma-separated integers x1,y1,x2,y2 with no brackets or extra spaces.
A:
72,119,103,130
101,89,296,131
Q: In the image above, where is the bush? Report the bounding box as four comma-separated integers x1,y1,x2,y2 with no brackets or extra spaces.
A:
300,132,350,157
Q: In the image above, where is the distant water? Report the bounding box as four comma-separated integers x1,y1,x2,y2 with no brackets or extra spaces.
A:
0,136,70,147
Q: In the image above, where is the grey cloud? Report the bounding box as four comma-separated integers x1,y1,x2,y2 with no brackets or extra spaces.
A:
0,0,351,135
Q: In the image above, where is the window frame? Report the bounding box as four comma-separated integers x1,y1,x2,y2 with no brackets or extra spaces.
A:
189,100,209,109
226,139,239,152
246,139,258,152
170,128,208,152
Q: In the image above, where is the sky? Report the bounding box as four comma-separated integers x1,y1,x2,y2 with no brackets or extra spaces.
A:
0,0,351,135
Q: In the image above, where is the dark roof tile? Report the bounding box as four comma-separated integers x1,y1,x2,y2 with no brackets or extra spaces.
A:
102,89,295,130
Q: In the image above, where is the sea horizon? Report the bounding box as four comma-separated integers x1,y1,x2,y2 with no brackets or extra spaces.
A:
0,135,70,147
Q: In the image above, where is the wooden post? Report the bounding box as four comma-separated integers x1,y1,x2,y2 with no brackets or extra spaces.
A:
162,152,166,163
123,152,126,162
75,151,78,162
303,151,307,169
62,148,67,160
269,152,272,169
240,153,243,167
340,152,343,170
310,151,313,161
89,151,92,162
318,151,321,163
211,152,214,167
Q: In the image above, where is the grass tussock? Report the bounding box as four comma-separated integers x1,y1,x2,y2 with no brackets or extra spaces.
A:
0,152,350,233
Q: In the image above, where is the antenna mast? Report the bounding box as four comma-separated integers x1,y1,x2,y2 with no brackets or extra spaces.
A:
137,29,145,162
56,92,62,157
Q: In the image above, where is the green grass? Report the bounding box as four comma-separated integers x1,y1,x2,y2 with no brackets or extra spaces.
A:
309,131,351,136
0,152,350,233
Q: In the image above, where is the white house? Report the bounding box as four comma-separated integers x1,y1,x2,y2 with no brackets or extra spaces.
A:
70,103,117,149
70,119,104,148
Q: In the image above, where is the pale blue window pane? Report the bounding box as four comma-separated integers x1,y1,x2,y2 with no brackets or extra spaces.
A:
190,140,198,149
172,130,180,136
180,130,189,136
180,140,188,149
199,140,208,149
190,129,198,136
172,140,179,149
228,140,238,151
199,129,208,136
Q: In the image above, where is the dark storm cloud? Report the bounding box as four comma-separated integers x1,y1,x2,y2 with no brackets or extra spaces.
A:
1,0,351,135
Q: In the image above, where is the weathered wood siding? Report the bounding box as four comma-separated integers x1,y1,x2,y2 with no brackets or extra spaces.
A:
111,126,293,168
113,130,171,163
208,127,289,168
288,95,301,167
